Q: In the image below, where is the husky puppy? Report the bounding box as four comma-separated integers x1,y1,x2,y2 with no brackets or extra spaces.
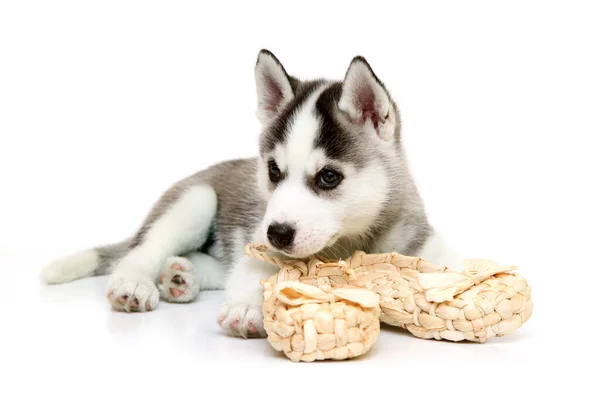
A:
41,50,461,338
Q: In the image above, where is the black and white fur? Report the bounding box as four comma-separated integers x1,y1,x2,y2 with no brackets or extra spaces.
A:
41,50,461,338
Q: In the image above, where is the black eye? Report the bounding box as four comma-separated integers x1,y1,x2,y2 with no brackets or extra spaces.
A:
268,159,281,183
317,168,342,189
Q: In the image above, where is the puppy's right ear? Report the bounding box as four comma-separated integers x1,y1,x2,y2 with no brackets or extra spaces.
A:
255,50,294,125
339,56,395,141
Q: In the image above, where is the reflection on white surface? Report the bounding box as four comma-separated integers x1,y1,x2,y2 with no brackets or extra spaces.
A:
0,248,587,400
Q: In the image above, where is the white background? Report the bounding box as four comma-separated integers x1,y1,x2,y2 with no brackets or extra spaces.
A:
1,1,598,399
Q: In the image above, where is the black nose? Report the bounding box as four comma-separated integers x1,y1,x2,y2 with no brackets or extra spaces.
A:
267,223,296,249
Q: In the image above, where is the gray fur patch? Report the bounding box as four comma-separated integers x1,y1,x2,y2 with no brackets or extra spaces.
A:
94,240,131,275
126,158,264,268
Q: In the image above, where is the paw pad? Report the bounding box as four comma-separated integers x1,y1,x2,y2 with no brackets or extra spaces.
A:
158,257,200,303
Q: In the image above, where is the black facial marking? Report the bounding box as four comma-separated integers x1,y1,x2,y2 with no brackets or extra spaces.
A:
260,79,326,154
314,83,363,164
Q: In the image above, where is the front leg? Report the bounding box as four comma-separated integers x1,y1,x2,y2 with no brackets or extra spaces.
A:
217,255,279,338
107,185,217,312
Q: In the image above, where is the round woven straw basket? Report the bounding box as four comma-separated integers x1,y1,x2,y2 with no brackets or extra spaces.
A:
246,244,381,362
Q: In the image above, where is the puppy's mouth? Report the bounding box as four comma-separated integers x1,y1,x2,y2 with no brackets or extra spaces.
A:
267,233,341,259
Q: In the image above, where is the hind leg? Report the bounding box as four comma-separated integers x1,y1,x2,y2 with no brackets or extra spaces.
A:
159,252,225,303
107,185,217,312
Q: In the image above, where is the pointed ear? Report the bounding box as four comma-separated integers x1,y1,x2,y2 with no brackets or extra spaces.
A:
338,56,395,141
254,49,295,125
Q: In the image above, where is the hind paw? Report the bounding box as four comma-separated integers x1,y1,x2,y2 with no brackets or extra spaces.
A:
158,256,200,303
107,275,159,312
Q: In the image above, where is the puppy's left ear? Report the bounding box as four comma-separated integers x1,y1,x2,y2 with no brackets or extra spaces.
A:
254,49,295,126
339,57,395,141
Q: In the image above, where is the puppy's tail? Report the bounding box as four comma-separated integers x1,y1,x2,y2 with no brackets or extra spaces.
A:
40,240,131,284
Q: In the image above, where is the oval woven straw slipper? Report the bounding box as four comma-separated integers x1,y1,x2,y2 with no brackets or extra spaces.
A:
344,250,533,343
246,243,533,362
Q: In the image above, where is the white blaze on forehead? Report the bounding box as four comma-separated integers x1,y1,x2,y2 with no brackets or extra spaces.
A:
263,85,344,257
280,85,328,178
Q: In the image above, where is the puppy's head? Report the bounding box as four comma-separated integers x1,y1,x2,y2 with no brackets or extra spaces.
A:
253,50,401,258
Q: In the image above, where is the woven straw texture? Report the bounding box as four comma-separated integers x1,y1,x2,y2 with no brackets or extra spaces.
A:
345,251,533,343
247,243,533,356
246,244,380,362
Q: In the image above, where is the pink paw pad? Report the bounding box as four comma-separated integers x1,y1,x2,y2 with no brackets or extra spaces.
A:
158,257,197,303
247,323,258,335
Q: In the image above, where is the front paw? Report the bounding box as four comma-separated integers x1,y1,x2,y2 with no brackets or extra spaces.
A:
107,273,159,312
217,302,265,338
